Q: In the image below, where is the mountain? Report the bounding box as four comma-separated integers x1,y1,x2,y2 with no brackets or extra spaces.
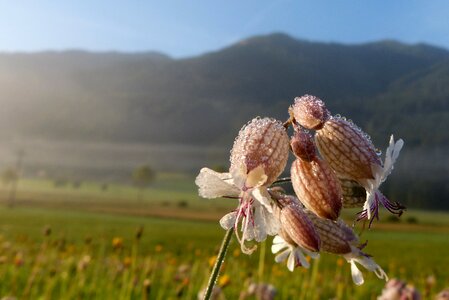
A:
1,33,448,147
0,33,448,209
365,60,449,146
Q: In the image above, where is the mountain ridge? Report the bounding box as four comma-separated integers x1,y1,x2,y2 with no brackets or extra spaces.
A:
0,33,448,147
1,33,448,209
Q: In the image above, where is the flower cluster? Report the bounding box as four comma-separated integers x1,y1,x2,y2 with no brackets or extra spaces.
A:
195,95,405,285
377,278,421,300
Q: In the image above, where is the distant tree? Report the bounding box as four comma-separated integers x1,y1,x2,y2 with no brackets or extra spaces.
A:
72,180,83,189
54,178,68,188
100,183,109,192
132,165,156,200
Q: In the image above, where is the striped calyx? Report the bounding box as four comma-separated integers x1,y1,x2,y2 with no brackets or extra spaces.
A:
291,95,330,130
315,117,381,181
291,157,342,220
340,178,367,208
278,227,297,246
290,129,317,162
305,211,355,254
230,117,290,187
279,202,321,252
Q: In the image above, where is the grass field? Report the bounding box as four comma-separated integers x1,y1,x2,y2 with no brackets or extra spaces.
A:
0,177,448,299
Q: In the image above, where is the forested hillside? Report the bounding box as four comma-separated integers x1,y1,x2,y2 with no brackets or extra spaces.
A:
0,33,448,209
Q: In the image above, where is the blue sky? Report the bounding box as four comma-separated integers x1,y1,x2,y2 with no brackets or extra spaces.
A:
1,0,448,57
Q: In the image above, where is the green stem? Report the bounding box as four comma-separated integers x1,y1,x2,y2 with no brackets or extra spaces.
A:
203,229,233,300
257,241,266,282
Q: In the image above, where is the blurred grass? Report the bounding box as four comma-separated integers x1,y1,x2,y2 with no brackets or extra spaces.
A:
0,177,448,299
0,175,236,220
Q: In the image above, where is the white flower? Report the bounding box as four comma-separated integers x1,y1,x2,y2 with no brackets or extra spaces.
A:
196,117,289,254
359,135,405,221
247,283,277,300
343,246,388,286
195,166,279,254
271,235,319,271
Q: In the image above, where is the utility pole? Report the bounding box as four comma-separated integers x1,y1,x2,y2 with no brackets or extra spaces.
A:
8,149,25,208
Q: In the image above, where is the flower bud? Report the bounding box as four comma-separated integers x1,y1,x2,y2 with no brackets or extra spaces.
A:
290,129,316,161
279,202,321,252
230,117,290,187
305,211,353,254
269,190,298,208
291,158,342,220
315,117,381,180
278,227,297,246
291,95,330,130
317,123,405,222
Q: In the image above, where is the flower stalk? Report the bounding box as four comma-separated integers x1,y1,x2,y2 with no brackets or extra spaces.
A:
270,177,291,186
203,228,233,300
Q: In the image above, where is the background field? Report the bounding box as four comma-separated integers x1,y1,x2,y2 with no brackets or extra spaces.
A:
0,177,448,299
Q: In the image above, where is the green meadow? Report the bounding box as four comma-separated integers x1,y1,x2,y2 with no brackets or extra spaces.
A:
0,176,448,299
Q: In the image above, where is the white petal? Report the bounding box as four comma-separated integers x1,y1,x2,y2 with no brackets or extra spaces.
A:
356,253,378,271
246,165,268,188
391,137,404,161
287,251,296,271
357,255,389,282
275,249,290,263
271,243,287,254
350,261,364,286
242,222,254,241
242,206,255,241
253,206,267,242
231,164,247,190
303,249,320,259
370,163,384,187
195,168,240,199
344,246,389,285
363,192,374,220
383,136,394,171
380,136,404,183
219,212,237,230
271,237,288,253
264,211,280,236
253,202,278,237
252,187,273,212
295,249,310,269
374,267,389,281
273,235,285,245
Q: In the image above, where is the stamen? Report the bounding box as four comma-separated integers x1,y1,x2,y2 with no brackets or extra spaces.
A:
378,192,406,216
356,191,405,228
